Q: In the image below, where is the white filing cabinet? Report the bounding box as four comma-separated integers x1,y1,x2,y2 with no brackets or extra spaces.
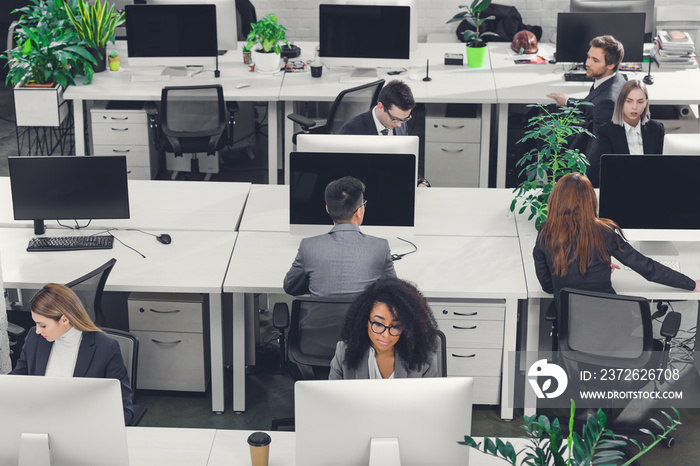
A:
424,103,481,187
90,101,159,180
128,292,210,392
432,299,504,405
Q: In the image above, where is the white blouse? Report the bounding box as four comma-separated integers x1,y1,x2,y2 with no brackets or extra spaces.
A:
45,326,83,377
623,121,644,155
368,346,395,379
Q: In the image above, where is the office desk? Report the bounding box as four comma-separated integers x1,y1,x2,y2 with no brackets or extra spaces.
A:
0,228,236,413
63,41,284,184
224,231,527,419
489,42,700,188
280,42,498,186
239,185,518,237
0,178,251,232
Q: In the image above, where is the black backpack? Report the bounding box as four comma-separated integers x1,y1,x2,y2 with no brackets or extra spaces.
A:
456,3,542,43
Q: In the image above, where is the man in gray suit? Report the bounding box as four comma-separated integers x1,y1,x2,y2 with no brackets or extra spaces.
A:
283,176,396,297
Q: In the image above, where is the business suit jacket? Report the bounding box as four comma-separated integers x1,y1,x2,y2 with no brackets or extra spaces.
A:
284,223,396,297
338,109,408,135
328,341,438,379
533,223,695,309
587,120,665,187
11,329,135,425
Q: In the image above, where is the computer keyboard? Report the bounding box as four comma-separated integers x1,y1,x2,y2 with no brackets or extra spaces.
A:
27,236,114,252
131,74,171,83
563,72,594,82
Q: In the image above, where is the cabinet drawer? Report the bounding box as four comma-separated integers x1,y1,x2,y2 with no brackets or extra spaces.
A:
446,348,502,377
425,117,480,143
425,142,479,187
431,301,505,322
132,330,209,392
93,123,149,145
470,376,501,405
438,319,504,348
91,109,147,124
128,293,204,333
93,145,152,166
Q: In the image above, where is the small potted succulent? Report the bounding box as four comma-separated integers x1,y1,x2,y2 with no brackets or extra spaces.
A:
108,51,120,71
447,0,499,68
245,14,288,73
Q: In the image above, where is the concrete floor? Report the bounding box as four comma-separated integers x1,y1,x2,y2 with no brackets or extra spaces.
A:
2,81,699,464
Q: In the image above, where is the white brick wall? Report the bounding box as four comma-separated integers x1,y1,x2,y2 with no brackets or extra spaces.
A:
255,0,698,45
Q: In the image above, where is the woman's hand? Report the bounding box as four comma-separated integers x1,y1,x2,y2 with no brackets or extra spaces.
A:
611,263,621,273
694,280,700,292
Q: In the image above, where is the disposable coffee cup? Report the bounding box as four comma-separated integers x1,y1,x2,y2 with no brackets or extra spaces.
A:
247,432,271,466
311,65,323,78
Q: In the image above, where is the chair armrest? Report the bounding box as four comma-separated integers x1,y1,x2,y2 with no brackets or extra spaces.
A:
287,113,317,130
7,321,26,338
226,101,240,115
660,311,681,339
273,302,290,330
145,102,160,148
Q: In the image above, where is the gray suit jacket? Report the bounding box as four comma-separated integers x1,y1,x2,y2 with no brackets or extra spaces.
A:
283,223,397,297
329,341,438,379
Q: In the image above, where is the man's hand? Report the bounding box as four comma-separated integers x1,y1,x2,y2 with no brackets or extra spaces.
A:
547,93,569,107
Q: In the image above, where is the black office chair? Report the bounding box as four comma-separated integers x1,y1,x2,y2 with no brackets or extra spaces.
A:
155,84,237,180
435,329,447,378
101,327,148,426
287,79,385,144
65,258,117,327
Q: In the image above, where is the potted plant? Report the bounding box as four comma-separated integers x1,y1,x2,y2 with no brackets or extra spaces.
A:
245,13,288,74
65,0,125,73
510,102,592,230
4,0,97,126
460,400,681,466
447,0,499,68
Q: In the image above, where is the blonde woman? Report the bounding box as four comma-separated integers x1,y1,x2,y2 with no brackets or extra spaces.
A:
11,283,134,424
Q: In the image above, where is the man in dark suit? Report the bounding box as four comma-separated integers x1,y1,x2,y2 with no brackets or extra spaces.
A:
547,35,626,154
339,80,415,136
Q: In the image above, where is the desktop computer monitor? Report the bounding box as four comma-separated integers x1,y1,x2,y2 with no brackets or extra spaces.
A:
125,4,218,72
297,134,420,161
147,0,237,52
8,155,130,235
319,3,413,75
598,154,700,254
555,12,645,64
570,0,655,40
295,378,474,466
0,376,130,466
289,151,417,236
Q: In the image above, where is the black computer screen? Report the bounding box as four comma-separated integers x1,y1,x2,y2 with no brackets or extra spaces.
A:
125,4,218,59
319,4,410,60
289,152,416,227
598,154,700,230
9,156,130,223
555,12,645,63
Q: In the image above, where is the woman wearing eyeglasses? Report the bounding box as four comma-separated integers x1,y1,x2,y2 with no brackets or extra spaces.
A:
329,277,440,379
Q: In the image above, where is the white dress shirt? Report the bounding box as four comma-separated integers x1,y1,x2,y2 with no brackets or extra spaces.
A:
368,346,395,379
623,121,644,155
371,106,392,136
592,72,617,90
45,326,83,377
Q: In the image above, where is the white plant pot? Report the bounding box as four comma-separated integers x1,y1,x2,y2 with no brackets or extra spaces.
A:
14,82,69,127
252,49,281,74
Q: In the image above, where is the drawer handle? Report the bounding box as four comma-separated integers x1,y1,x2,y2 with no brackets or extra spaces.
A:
441,125,465,130
140,307,181,314
451,353,476,358
453,325,477,330
112,149,131,153
110,127,129,131
151,339,182,345
440,148,465,154
110,116,129,121
454,311,478,317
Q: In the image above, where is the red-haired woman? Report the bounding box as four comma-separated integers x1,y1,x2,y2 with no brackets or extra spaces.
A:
533,172,700,309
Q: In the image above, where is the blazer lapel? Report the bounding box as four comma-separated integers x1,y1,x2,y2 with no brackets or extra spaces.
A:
73,332,96,377
35,337,53,376
641,124,653,154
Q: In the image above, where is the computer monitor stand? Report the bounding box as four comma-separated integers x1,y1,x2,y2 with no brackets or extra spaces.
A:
368,438,401,466
635,241,679,257
350,68,378,79
161,66,188,77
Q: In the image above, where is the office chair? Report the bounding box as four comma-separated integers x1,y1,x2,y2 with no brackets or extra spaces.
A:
65,258,117,327
155,84,237,180
101,327,148,426
557,288,681,424
286,79,385,144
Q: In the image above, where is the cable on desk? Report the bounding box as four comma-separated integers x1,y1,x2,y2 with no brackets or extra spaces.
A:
391,237,418,261
57,219,93,230
102,228,146,258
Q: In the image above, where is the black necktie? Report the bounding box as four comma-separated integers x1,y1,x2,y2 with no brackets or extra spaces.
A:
381,128,389,135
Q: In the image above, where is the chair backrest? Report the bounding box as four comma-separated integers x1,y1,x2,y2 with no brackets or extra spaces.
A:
435,329,447,377
101,327,139,389
287,296,354,378
65,258,117,327
558,288,653,368
160,85,226,138
326,79,385,134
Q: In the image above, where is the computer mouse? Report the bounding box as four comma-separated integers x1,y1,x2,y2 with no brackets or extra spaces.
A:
156,234,172,245
236,83,250,89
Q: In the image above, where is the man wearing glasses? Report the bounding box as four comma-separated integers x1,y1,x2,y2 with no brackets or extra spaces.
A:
339,80,415,136
283,176,397,298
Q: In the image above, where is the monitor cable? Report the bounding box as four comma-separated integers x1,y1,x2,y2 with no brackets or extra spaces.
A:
98,228,146,259
391,237,417,261
57,219,93,230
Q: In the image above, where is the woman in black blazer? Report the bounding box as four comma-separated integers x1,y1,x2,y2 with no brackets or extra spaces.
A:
11,283,134,424
533,173,699,311
588,79,664,187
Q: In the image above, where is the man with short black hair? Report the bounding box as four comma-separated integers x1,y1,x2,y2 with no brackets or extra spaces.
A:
283,176,396,297
339,80,416,136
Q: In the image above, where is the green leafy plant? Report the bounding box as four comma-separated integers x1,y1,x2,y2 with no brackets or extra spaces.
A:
509,102,592,229
460,400,682,466
65,0,125,49
245,13,288,54
447,0,499,46
4,0,97,87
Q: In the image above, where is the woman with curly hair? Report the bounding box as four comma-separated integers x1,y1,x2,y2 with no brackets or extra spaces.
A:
329,277,439,379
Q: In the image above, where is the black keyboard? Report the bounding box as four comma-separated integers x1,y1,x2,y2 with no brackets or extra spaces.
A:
27,236,114,252
564,72,594,82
